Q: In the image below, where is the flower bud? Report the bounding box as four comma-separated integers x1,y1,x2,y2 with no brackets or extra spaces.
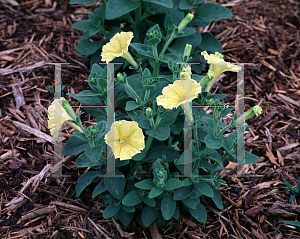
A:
117,72,127,84
183,44,192,58
236,105,262,124
142,68,157,90
178,13,194,32
145,107,153,117
145,24,162,45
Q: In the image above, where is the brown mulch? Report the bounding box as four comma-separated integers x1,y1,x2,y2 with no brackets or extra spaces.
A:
0,0,300,238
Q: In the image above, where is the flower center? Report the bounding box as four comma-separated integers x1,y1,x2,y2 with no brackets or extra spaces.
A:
118,139,125,144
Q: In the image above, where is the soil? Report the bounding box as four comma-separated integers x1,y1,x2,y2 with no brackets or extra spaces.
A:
0,0,300,238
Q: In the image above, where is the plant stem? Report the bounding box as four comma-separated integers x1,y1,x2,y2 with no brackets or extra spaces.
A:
216,123,233,138
125,13,135,25
158,32,176,61
135,2,142,27
124,83,142,104
193,121,200,154
153,44,160,78
144,89,151,103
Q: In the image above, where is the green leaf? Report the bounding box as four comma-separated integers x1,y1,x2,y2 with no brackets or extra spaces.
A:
199,32,223,53
130,43,154,58
173,184,194,200
199,160,215,171
75,171,101,198
281,221,300,227
116,209,134,227
73,132,89,142
121,204,135,213
146,125,170,141
143,196,156,207
161,194,176,220
219,107,234,118
195,3,232,22
106,0,140,20
212,187,223,210
104,171,126,200
189,203,207,223
92,180,107,198
132,152,145,161
205,149,222,166
204,134,223,149
77,39,103,56
85,144,103,162
67,92,104,106
103,203,121,218
70,0,97,4
127,110,151,130
149,186,164,198
125,101,141,111
76,153,103,168
71,21,93,31
163,178,184,191
176,149,199,165
182,196,196,209
122,190,143,207
244,151,259,164
145,146,180,163
176,27,197,38
168,33,202,56
179,0,205,10
135,179,155,190
141,205,158,227
143,0,173,8
62,136,90,156
195,182,214,197
159,107,180,126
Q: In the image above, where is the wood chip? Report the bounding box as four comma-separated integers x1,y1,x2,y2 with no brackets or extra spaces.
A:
262,60,276,71
265,144,280,166
11,120,56,143
277,93,300,107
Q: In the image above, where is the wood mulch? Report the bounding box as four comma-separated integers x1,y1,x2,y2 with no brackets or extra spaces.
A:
0,0,299,238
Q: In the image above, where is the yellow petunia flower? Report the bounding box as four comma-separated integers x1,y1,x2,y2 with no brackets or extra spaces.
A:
156,79,202,110
201,51,241,92
48,99,83,138
101,31,138,68
104,120,145,161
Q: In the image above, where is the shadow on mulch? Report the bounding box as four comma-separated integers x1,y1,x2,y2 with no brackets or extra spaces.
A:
0,0,300,238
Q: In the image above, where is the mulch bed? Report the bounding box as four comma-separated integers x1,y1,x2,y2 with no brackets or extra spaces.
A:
0,0,300,238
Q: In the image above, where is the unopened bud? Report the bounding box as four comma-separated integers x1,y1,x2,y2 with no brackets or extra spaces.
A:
178,13,194,32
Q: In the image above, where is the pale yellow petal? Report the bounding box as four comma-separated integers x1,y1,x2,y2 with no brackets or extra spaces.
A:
156,79,202,110
101,32,134,63
104,120,145,160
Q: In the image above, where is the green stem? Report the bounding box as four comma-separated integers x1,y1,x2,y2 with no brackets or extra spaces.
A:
216,123,233,138
153,44,160,78
149,117,155,128
154,115,162,129
125,13,135,25
135,2,142,27
158,32,176,61
125,83,142,105
213,119,218,138
144,89,151,103
173,72,177,82
193,121,200,154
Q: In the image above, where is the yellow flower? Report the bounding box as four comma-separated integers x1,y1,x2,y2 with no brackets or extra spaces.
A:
104,120,145,161
201,51,241,92
48,99,83,138
101,31,138,68
156,80,202,110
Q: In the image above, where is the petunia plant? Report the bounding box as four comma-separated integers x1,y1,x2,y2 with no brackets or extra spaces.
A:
53,17,263,228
